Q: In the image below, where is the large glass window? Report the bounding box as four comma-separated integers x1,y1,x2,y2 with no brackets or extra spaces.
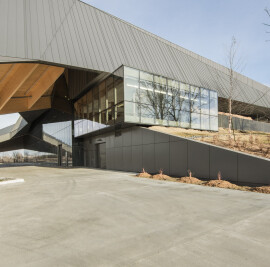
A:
180,83,190,111
190,86,200,113
99,81,106,111
201,88,210,115
125,101,140,123
124,67,139,102
106,76,114,108
74,66,219,137
180,110,191,128
201,114,210,130
191,112,200,129
210,90,218,116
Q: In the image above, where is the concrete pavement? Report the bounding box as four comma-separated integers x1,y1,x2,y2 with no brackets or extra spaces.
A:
0,166,269,267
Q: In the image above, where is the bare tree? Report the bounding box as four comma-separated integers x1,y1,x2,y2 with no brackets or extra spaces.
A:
225,36,244,135
264,8,270,41
12,151,22,163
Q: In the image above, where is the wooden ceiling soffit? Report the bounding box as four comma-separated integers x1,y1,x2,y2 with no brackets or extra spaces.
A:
0,96,51,115
27,66,65,109
0,64,39,109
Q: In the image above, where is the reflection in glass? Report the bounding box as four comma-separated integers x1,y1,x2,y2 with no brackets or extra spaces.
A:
106,76,114,108
191,112,200,129
141,103,155,124
210,116,218,131
180,110,191,128
210,90,218,116
115,75,124,104
125,76,139,102
201,88,210,115
99,81,106,111
155,83,168,125
125,101,140,123
74,66,219,136
190,86,200,113
115,103,124,123
180,83,190,111
201,114,210,130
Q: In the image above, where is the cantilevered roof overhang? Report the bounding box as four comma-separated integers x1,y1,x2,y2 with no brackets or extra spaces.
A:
0,63,64,114
0,0,269,112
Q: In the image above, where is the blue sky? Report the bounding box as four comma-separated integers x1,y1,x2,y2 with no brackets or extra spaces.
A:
0,0,269,129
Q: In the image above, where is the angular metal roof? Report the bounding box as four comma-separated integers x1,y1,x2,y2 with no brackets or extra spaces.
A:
0,0,269,108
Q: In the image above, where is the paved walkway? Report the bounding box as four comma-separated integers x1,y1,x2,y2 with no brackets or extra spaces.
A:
0,167,269,267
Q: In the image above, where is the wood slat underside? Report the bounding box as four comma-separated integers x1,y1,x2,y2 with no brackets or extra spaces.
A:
0,63,64,114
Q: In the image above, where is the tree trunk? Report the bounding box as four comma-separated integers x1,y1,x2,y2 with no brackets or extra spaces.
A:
228,97,232,134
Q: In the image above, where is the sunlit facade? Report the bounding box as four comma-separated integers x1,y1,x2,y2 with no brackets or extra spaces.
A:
74,66,218,137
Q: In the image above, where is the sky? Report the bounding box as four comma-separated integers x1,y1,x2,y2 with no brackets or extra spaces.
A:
0,0,269,129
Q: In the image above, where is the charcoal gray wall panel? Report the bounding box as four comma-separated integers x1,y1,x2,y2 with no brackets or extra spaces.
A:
238,154,270,184
106,148,114,170
123,146,132,171
142,128,155,145
83,126,269,184
132,127,143,146
155,143,170,174
122,129,132,147
132,145,143,172
210,147,238,182
114,135,123,148
169,141,188,177
114,147,123,170
142,144,156,173
188,141,210,179
154,132,170,144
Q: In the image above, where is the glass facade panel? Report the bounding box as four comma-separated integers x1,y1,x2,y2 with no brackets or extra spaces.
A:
74,65,219,137
116,103,124,123
210,90,218,116
140,79,154,105
210,116,219,131
191,112,200,129
180,83,190,111
180,110,191,128
115,75,124,104
125,101,140,123
99,81,106,111
141,104,155,124
190,86,201,113
201,114,210,130
106,76,114,108
201,88,210,115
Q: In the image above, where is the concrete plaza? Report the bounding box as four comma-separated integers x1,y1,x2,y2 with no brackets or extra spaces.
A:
0,167,269,267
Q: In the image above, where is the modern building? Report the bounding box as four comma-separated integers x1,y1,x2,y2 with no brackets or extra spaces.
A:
0,0,270,183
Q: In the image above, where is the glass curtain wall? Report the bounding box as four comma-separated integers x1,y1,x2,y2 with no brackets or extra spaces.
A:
74,65,219,137
124,66,218,131
74,67,124,137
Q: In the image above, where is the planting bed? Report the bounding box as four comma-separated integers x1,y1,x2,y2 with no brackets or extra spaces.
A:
136,171,270,194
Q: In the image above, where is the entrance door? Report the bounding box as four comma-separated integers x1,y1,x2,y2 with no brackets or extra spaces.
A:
96,143,106,169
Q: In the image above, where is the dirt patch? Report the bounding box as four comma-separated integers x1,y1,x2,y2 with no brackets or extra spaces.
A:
152,173,173,181
178,177,203,185
136,171,152,179
150,125,270,159
252,186,270,194
204,180,240,190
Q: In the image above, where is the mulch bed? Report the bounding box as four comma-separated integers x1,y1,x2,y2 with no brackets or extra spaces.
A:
178,177,203,185
135,172,270,194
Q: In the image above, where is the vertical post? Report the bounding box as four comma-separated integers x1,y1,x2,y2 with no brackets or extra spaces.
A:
58,144,62,166
66,151,68,167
